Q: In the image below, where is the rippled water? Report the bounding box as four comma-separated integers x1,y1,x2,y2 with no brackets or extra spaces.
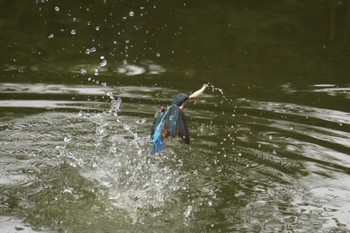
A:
1,1,350,232
1,80,349,232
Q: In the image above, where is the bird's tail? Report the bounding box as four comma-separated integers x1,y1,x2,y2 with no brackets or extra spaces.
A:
150,109,169,154
151,113,167,155
151,134,165,154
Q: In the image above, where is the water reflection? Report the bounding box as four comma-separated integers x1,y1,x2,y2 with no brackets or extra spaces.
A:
310,84,350,99
237,98,350,125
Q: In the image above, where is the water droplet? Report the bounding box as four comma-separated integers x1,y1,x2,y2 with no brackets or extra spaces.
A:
109,97,122,114
184,205,192,218
85,49,91,54
71,29,76,35
64,136,71,143
48,34,54,39
129,11,134,17
78,109,84,117
136,118,147,124
106,92,114,99
54,6,60,11
100,56,105,60
80,68,87,75
95,26,100,31
156,52,160,57
100,59,107,67
90,47,96,53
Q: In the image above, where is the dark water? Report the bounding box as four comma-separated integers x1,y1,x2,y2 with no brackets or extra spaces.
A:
1,1,350,232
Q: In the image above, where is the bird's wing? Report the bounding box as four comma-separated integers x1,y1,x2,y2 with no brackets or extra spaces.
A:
151,107,166,139
151,107,170,154
164,105,189,144
150,105,189,154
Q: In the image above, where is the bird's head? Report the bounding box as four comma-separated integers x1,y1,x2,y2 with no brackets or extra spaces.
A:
171,84,208,109
172,93,189,108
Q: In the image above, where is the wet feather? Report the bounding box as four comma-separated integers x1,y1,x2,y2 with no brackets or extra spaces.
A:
151,104,189,154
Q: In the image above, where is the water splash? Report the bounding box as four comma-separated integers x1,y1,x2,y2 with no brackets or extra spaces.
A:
107,92,122,117
207,82,235,105
62,92,190,224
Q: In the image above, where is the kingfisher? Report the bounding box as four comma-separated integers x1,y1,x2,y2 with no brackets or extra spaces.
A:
151,84,207,154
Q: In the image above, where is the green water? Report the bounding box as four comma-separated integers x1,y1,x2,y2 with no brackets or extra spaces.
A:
1,1,350,232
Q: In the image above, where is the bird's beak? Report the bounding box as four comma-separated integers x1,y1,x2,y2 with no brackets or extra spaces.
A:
179,101,186,110
189,84,208,99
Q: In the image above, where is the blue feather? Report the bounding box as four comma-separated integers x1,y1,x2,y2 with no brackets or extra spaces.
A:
151,132,165,154
167,107,179,137
151,109,169,154
150,104,189,154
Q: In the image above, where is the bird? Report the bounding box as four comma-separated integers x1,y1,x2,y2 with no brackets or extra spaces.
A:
151,84,207,154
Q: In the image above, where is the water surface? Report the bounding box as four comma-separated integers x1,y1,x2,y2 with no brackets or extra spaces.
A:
1,1,350,232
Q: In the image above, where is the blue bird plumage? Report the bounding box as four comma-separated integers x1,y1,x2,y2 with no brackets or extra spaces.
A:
151,93,190,154
172,93,189,106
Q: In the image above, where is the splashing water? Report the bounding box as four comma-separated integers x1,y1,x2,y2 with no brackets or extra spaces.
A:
59,92,191,224
207,82,235,105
